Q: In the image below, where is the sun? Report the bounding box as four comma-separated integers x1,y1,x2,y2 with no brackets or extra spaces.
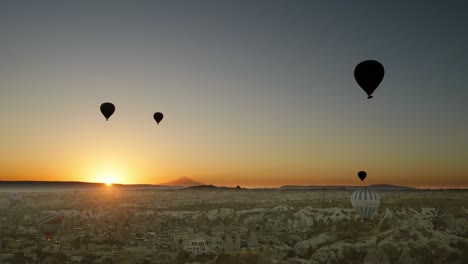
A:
97,169,121,186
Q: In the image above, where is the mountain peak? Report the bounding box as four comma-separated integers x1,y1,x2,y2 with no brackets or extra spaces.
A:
178,176,193,181
160,177,204,187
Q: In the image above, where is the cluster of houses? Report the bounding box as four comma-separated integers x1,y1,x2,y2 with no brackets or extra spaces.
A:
0,206,263,263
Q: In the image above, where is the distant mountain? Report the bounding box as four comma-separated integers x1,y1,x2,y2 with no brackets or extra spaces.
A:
160,177,204,187
279,184,415,190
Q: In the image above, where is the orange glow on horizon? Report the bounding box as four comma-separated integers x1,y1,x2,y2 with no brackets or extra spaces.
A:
94,168,123,186
1,155,467,189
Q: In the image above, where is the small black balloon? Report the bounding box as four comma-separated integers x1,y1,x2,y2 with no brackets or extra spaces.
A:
358,171,367,181
153,112,164,124
100,102,115,121
354,60,385,99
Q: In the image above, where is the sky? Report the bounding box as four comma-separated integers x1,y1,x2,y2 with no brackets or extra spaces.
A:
0,0,467,188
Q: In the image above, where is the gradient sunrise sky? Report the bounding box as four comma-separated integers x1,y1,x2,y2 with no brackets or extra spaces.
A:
1,1,467,188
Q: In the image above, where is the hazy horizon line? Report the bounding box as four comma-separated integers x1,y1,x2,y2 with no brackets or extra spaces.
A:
1,180,467,190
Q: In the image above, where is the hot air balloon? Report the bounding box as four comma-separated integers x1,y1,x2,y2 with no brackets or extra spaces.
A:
36,212,63,240
153,112,163,124
9,192,22,207
354,60,384,99
358,171,367,181
351,188,380,220
100,102,115,121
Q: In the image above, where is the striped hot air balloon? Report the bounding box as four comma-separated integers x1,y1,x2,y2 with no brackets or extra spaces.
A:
36,212,63,240
351,188,380,220
9,192,22,207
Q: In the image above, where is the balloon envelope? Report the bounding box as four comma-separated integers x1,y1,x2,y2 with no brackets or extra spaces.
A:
358,171,367,181
100,102,115,121
351,188,380,219
36,212,63,240
9,192,22,207
354,60,384,99
153,112,163,124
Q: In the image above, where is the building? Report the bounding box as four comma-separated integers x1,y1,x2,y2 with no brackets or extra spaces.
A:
183,238,207,254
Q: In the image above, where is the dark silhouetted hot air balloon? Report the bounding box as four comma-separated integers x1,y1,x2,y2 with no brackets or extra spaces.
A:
351,188,380,220
153,112,163,124
100,102,115,121
36,212,63,240
354,60,384,99
9,192,22,207
358,171,367,181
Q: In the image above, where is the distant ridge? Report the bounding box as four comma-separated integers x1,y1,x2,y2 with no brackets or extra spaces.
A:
183,184,245,190
279,184,415,190
0,181,181,192
160,177,204,187
185,184,218,190
0,177,206,192
279,185,346,190
369,184,415,190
